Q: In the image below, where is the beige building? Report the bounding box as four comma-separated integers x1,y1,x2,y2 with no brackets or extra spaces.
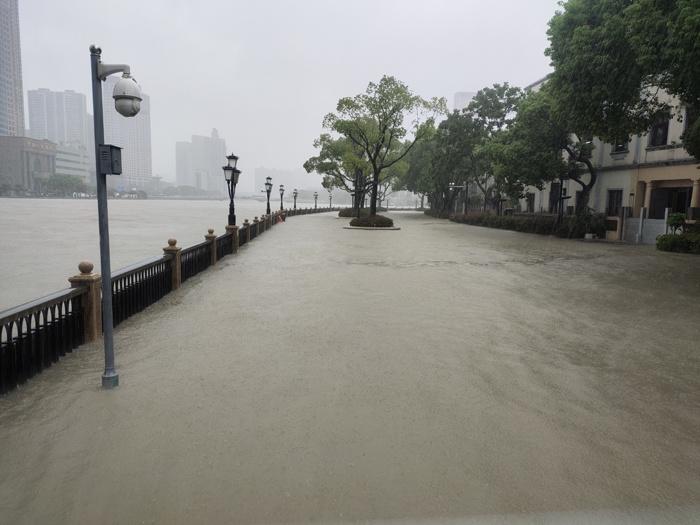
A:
519,85,699,241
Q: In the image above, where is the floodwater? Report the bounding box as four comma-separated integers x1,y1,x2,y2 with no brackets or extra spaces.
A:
0,197,311,310
0,212,699,524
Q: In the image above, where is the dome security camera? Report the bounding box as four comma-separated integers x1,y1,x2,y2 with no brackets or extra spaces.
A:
113,74,142,117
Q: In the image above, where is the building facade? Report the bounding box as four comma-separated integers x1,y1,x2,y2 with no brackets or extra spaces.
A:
55,144,91,182
175,129,226,195
101,76,152,190
518,83,699,242
28,89,90,146
0,0,25,137
0,136,55,193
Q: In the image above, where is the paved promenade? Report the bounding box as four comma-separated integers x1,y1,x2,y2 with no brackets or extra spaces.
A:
1,212,699,524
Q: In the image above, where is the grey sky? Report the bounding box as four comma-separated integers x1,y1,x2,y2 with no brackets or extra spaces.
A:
20,0,560,190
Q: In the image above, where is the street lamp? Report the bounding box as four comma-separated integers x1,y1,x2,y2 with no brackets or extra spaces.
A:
89,45,142,389
313,192,318,209
222,153,240,225
328,187,333,208
279,184,285,211
449,181,468,214
264,176,272,214
293,188,298,210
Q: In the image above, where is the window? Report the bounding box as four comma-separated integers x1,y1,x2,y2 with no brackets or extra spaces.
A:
648,116,669,147
612,138,629,153
606,189,623,217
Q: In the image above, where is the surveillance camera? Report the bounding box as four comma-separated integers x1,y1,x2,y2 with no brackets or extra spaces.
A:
113,74,142,117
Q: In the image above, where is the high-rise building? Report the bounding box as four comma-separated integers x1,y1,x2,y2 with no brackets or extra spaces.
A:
175,129,226,195
0,0,25,137
101,76,152,190
453,91,476,112
55,144,91,183
28,89,89,147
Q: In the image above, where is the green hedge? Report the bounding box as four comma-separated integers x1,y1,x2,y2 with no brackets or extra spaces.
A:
426,210,606,239
349,214,394,228
656,232,700,254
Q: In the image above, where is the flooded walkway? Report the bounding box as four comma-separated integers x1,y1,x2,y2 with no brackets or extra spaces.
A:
1,212,699,524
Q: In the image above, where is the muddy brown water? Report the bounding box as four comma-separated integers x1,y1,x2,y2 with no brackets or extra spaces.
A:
0,211,698,524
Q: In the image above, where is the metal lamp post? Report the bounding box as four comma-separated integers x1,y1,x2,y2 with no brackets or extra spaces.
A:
89,45,142,389
449,181,467,214
279,184,285,211
264,176,272,215
293,188,298,210
313,192,318,209
328,188,333,209
222,153,240,225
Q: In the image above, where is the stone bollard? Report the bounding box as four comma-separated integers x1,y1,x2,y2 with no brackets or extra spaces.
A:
253,217,259,239
205,228,217,265
162,238,182,290
226,225,239,254
243,219,251,243
260,214,267,233
68,261,101,343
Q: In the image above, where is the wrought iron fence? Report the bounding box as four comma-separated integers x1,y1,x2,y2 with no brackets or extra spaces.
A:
112,257,172,327
181,241,212,283
0,288,85,394
239,225,249,247
216,233,233,259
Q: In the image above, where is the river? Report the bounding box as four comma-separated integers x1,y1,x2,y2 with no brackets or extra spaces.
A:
0,197,313,310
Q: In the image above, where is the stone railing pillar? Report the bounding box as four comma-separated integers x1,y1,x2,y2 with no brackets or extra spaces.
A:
68,261,101,343
205,228,217,265
226,225,239,253
243,219,251,243
253,217,259,238
162,238,182,290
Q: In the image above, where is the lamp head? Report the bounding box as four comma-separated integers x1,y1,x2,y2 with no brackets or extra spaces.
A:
223,165,233,181
265,177,272,191
226,154,239,169
233,168,241,185
279,184,285,195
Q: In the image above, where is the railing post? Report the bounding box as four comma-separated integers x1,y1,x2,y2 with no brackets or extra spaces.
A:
261,214,267,233
162,238,182,290
244,219,251,243
68,261,101,343
226,225,239,254
206,228,217,265
253,217,259,239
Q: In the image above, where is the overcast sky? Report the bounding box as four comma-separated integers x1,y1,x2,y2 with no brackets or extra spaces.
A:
20,0,560,189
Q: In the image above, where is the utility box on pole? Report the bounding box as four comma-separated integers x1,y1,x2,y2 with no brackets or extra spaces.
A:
98,144,122,175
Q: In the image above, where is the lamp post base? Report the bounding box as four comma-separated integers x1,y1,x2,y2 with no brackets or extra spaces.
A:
102,371,119,389
228,213,236,226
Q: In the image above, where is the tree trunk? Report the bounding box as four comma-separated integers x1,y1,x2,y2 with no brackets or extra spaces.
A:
369,170,379,215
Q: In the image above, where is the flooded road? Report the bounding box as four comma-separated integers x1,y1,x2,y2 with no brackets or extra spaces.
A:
0,211,699,524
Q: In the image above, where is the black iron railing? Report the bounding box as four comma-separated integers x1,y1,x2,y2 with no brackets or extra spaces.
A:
0,288,85,394
250,221,258,240
112,256,172,327
181,241,212,283
239,225,249,247
216,233,233,259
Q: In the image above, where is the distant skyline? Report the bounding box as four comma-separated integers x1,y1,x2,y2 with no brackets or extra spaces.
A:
18,0,559,183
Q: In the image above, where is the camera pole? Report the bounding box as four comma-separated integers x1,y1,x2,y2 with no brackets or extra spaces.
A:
90,45,119,389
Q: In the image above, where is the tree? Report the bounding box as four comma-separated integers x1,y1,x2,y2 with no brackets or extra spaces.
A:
485,89,569,200
545,0,670,211
395,126,438,208
464,83,524,209
322,76,446,215
304,134,370,214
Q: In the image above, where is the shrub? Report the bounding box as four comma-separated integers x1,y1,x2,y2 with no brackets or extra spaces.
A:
349,214,394,228
668,213,687,234
339,207,386,218
428,210,606,239
656,232,700,254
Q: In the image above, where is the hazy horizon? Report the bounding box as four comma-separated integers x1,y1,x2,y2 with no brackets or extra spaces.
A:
19,0,559,190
